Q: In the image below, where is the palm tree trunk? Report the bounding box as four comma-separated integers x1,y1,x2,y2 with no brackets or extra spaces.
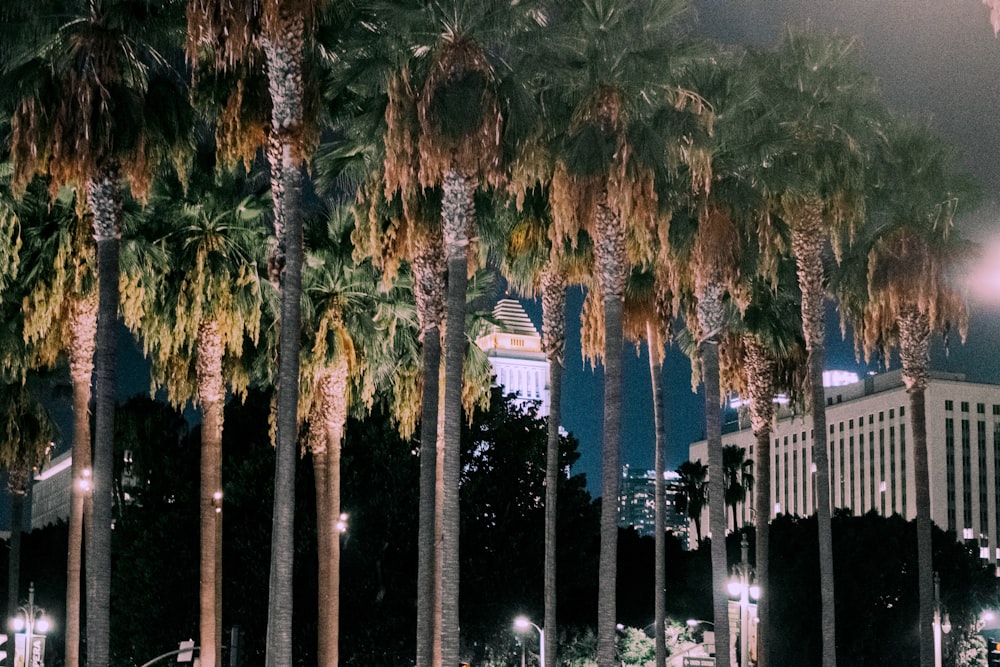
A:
594,196,625,667
745,338,775,667
318,363,349,667
311,427,331,667
197,321,226,667
440,169,473,667
7,487,25,622
647,323,667,667
263,18,306,666
899,309,934,667
699,283,731,667
542,266,567,667
86,170,121,667
791,210,837,667
66,293,97,667
413,237,444,667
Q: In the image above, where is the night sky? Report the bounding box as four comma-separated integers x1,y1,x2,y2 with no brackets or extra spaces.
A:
535,0,1000,497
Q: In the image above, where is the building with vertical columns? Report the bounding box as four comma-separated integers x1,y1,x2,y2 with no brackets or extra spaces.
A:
689,369,1000,571
475,298,551,417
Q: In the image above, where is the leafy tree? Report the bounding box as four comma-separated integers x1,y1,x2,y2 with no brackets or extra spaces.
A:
0,382,54,623
675,460,708,545
722,445,754,530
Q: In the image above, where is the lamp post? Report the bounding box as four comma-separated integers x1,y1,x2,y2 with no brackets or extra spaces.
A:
10,582,50,667
514,616,544,667
932,572,951,667
727,534,759,667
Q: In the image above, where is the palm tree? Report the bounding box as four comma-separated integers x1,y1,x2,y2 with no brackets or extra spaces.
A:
299,203,393,667
359,4,542,663
676,459,709,545
122,153,267,667
539,2,701,661
753,30,886,666
13,174,96,667
833,117,979,667
0,381,54,624
722,445,754,530
720,263,806,667
1,2,191,663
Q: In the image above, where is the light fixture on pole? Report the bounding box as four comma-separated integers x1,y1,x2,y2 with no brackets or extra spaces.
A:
932,572,951,667
10,582,50,667
513,616,544,667
727,534,759,667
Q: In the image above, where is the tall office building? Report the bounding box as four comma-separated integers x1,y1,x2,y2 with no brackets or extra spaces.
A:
618,465,691,548
475,298,551,416
690,369,1000,570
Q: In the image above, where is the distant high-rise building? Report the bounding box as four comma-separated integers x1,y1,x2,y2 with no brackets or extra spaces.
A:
690,369,1000,573
475,298,550,416
618,464,690,548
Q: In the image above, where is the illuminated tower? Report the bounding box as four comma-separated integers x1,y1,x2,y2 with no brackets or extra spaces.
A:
475,298,550,416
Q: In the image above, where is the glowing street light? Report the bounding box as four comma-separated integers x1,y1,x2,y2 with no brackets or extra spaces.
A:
513,616,544,667
10,582,51,667
728,534,760,667
932,572,951,667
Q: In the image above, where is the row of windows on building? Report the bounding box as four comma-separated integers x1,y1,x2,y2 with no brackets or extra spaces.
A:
945,400,1000,414
496,366,544,400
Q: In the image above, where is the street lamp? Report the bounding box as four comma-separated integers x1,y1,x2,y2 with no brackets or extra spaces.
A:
727,534,759,667
10,582,51,667
514,616,544,667
932,572,951,667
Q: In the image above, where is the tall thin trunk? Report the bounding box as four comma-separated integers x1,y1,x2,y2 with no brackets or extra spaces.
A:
700,283,731,667
7,486,25,622
745,338,775,667
594,195,625,667
440,169,473,667
542,266,566,667
197,321,225,667
86,170,121,667
66,293,97,667
314,363,349,667
413,237,444,667
791,207,837,667
900,309,934,667
647,323,667,667
311,425,331,667
263,16,306,666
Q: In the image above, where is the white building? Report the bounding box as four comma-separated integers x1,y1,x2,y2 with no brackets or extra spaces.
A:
690,369,1000,568
475,298,551,416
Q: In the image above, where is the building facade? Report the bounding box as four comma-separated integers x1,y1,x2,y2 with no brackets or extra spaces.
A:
690,369,1000,569
475,298,551,416
618,465,691,548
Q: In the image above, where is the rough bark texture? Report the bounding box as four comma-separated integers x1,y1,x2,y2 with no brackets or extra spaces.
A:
647,323,667,667
65,293,97,667
197,320,225,667
900,308,934,667
790,205,837,667
594,194,625,667
87,171,121,667
699,283,731,667
413,236,444,667
541,266,567,667
263,13,306,666
745,338,775,667
441,169,474,667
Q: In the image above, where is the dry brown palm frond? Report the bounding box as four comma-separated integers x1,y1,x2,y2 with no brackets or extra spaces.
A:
417,37,504,188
